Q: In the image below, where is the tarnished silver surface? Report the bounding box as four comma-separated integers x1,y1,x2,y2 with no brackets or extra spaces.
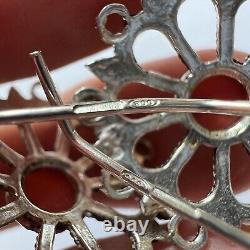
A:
0,111,105,249
0,87,210,250
84,0,250,248
0,90,137,250
0,0,250,249
30,50,250,248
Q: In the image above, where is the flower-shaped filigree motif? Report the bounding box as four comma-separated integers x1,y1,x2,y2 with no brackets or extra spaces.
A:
0,89,128,249
85,0,250,246
0,88,187,250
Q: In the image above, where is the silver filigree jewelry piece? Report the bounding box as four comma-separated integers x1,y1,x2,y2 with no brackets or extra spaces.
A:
0,90,125,250
0,89,175,250
90,0,250,220
0,0,250,249
84,0,250,248
0,87,206,250
30,41,250,250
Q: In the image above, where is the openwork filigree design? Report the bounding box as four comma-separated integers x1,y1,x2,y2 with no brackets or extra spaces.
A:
0,90,125,249
84,0,250,247
0,88,194,249
0,1,250,249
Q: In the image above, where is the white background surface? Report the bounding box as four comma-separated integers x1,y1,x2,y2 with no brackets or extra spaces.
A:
1,0,250,249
